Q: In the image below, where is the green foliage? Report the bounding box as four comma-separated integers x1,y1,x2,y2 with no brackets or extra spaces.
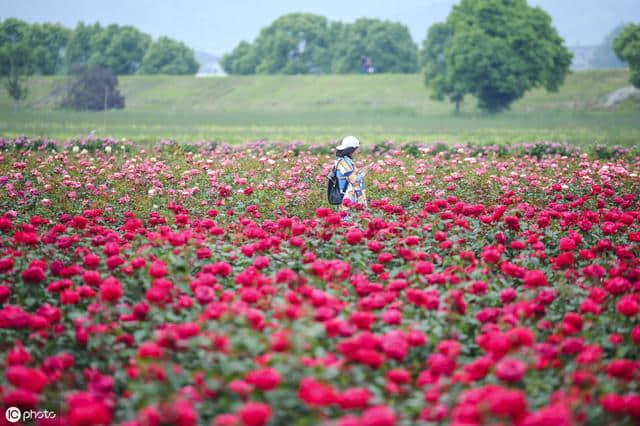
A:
1,19,70,77
0,18,34,105
331,18,418,73
66,22,193,75
140,37,199,75
26,22,70,75
222,14,418,74
423,0,573,113
2,19,199,76
65,22,102,69
254,13,333,74
88,25,151,75
221,41,259,75
421,23,464,111
61,64,125,111
613,24,640,88
590,24,628,69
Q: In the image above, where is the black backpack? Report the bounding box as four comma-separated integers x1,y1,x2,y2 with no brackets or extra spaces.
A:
327,157,350,205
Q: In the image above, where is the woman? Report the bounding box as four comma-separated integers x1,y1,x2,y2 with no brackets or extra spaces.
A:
335,136,367,214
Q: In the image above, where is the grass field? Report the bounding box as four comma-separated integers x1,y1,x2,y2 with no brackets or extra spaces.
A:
0,70,638,144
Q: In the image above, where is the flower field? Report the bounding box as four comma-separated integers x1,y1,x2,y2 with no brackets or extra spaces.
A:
0,137,639,426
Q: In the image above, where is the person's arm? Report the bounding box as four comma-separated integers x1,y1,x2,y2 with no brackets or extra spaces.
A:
357,162,374,177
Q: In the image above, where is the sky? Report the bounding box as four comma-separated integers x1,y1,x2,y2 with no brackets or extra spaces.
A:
2,0,639,56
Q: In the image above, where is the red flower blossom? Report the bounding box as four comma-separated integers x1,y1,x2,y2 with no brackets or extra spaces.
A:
495,358,526,382
298,377,337,407
245,368,281,391
238,402,272,426
99,276,123,302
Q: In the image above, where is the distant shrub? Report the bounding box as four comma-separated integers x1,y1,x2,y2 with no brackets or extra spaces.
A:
61,64,124,111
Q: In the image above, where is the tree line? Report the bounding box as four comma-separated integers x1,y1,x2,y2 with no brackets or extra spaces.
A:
0,18,200,108
0,18,199,77
222,1,639,113
222,14,420,74
2,1,639,114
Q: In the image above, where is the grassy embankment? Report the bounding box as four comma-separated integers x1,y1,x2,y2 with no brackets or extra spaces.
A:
0,70,638,145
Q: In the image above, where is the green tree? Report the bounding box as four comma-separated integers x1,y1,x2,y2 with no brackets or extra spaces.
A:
613,24,640,88
254,13,332,74
66,23,151,74
88,24,151,74
140,36,199,74
591,24,627,69
26,22,71,75
65,22,102,68
331,18,418,73
0,18,34,107
424,0,572,113
221,41,259,74
421,23,464,112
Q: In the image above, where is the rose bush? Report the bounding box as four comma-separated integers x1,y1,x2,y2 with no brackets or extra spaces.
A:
0,138,639,425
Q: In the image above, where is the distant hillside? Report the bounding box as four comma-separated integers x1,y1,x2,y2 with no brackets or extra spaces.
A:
0,69,632,114
194,51,226,76
0,70,636,145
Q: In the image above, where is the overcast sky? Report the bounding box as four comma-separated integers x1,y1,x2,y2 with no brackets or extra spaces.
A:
2,0,639,55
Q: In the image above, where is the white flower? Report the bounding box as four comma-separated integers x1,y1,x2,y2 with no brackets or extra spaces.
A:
72,146,79,153
105,146,112,153
148,188,156,196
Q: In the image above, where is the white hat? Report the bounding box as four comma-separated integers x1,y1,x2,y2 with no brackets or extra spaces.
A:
337,135,360,150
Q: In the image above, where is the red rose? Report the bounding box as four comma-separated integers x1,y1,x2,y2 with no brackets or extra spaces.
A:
0,305,31,329
237,402,271,426
99,276,123,302
2,388,39,409
83,253,100,269
616,295,639,318
213,414,240,426
106,255,124,270
488,388,527,419
606,359,636,381
522,404,571,426
338,387,371,409
22,266,46,283
624,394,640,418
386,369,410,384
495,358,526,382
499,288,517,304
67,392,111,426
600,393,626,413
427,353,456,376
481,246,501,264
346,229,363,245
0,257,14,272
245,368,281,391
298,377,336,407
523,269,547,288
6,366,48,392
361,405,396,426
464,356,492,381
82,270,101,287
149,260,167,278
558,237,576,251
